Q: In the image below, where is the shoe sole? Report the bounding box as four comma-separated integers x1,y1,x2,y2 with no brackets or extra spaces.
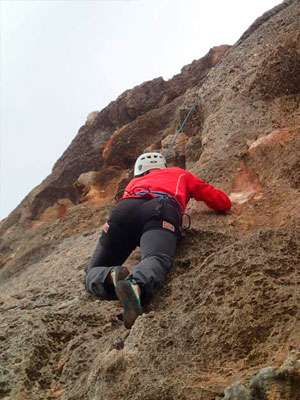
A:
114,266,130,283
115,281,142,329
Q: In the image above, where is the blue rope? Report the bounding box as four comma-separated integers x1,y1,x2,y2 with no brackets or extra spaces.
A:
164,94,200,160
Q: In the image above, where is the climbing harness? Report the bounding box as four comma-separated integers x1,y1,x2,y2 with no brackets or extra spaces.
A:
115,189,131,203
115,187,191,230
133,189,184,212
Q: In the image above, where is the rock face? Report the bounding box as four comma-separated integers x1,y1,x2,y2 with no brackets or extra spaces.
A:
0,1,300,399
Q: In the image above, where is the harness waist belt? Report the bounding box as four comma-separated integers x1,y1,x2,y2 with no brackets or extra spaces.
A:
134,190,183,213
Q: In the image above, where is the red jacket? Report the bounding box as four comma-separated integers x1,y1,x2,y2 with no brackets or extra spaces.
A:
123,167,231,212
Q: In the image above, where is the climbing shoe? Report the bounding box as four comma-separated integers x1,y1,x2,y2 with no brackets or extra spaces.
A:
115,280,142,329
110,266,129,287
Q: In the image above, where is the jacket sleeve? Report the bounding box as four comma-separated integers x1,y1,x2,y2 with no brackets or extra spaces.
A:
187,172,231,212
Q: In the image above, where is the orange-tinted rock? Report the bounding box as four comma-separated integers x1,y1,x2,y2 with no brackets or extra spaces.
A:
74,167,128,202
1,2,300,399
249,128,293,150
230,161,262,204
37,198,74,222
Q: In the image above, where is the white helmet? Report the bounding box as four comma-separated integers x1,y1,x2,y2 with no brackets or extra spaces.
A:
134,152,167,176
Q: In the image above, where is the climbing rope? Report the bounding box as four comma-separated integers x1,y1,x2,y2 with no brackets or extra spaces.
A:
164,62,220,161
164,94,200,161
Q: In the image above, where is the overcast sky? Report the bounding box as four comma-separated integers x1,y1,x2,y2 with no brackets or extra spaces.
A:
0,0,281,220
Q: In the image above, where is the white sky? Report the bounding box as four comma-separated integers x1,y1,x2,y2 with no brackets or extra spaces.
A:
0,0,281,220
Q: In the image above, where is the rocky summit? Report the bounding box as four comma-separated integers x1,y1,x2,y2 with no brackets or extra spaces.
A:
0,1,300,399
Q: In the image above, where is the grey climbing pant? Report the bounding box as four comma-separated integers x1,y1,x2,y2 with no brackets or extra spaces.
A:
85,197,180,302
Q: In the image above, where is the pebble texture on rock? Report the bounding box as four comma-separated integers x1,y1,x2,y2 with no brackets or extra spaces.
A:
0,1,299,399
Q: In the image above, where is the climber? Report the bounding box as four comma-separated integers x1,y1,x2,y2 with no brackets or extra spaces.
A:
85,152,231,329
